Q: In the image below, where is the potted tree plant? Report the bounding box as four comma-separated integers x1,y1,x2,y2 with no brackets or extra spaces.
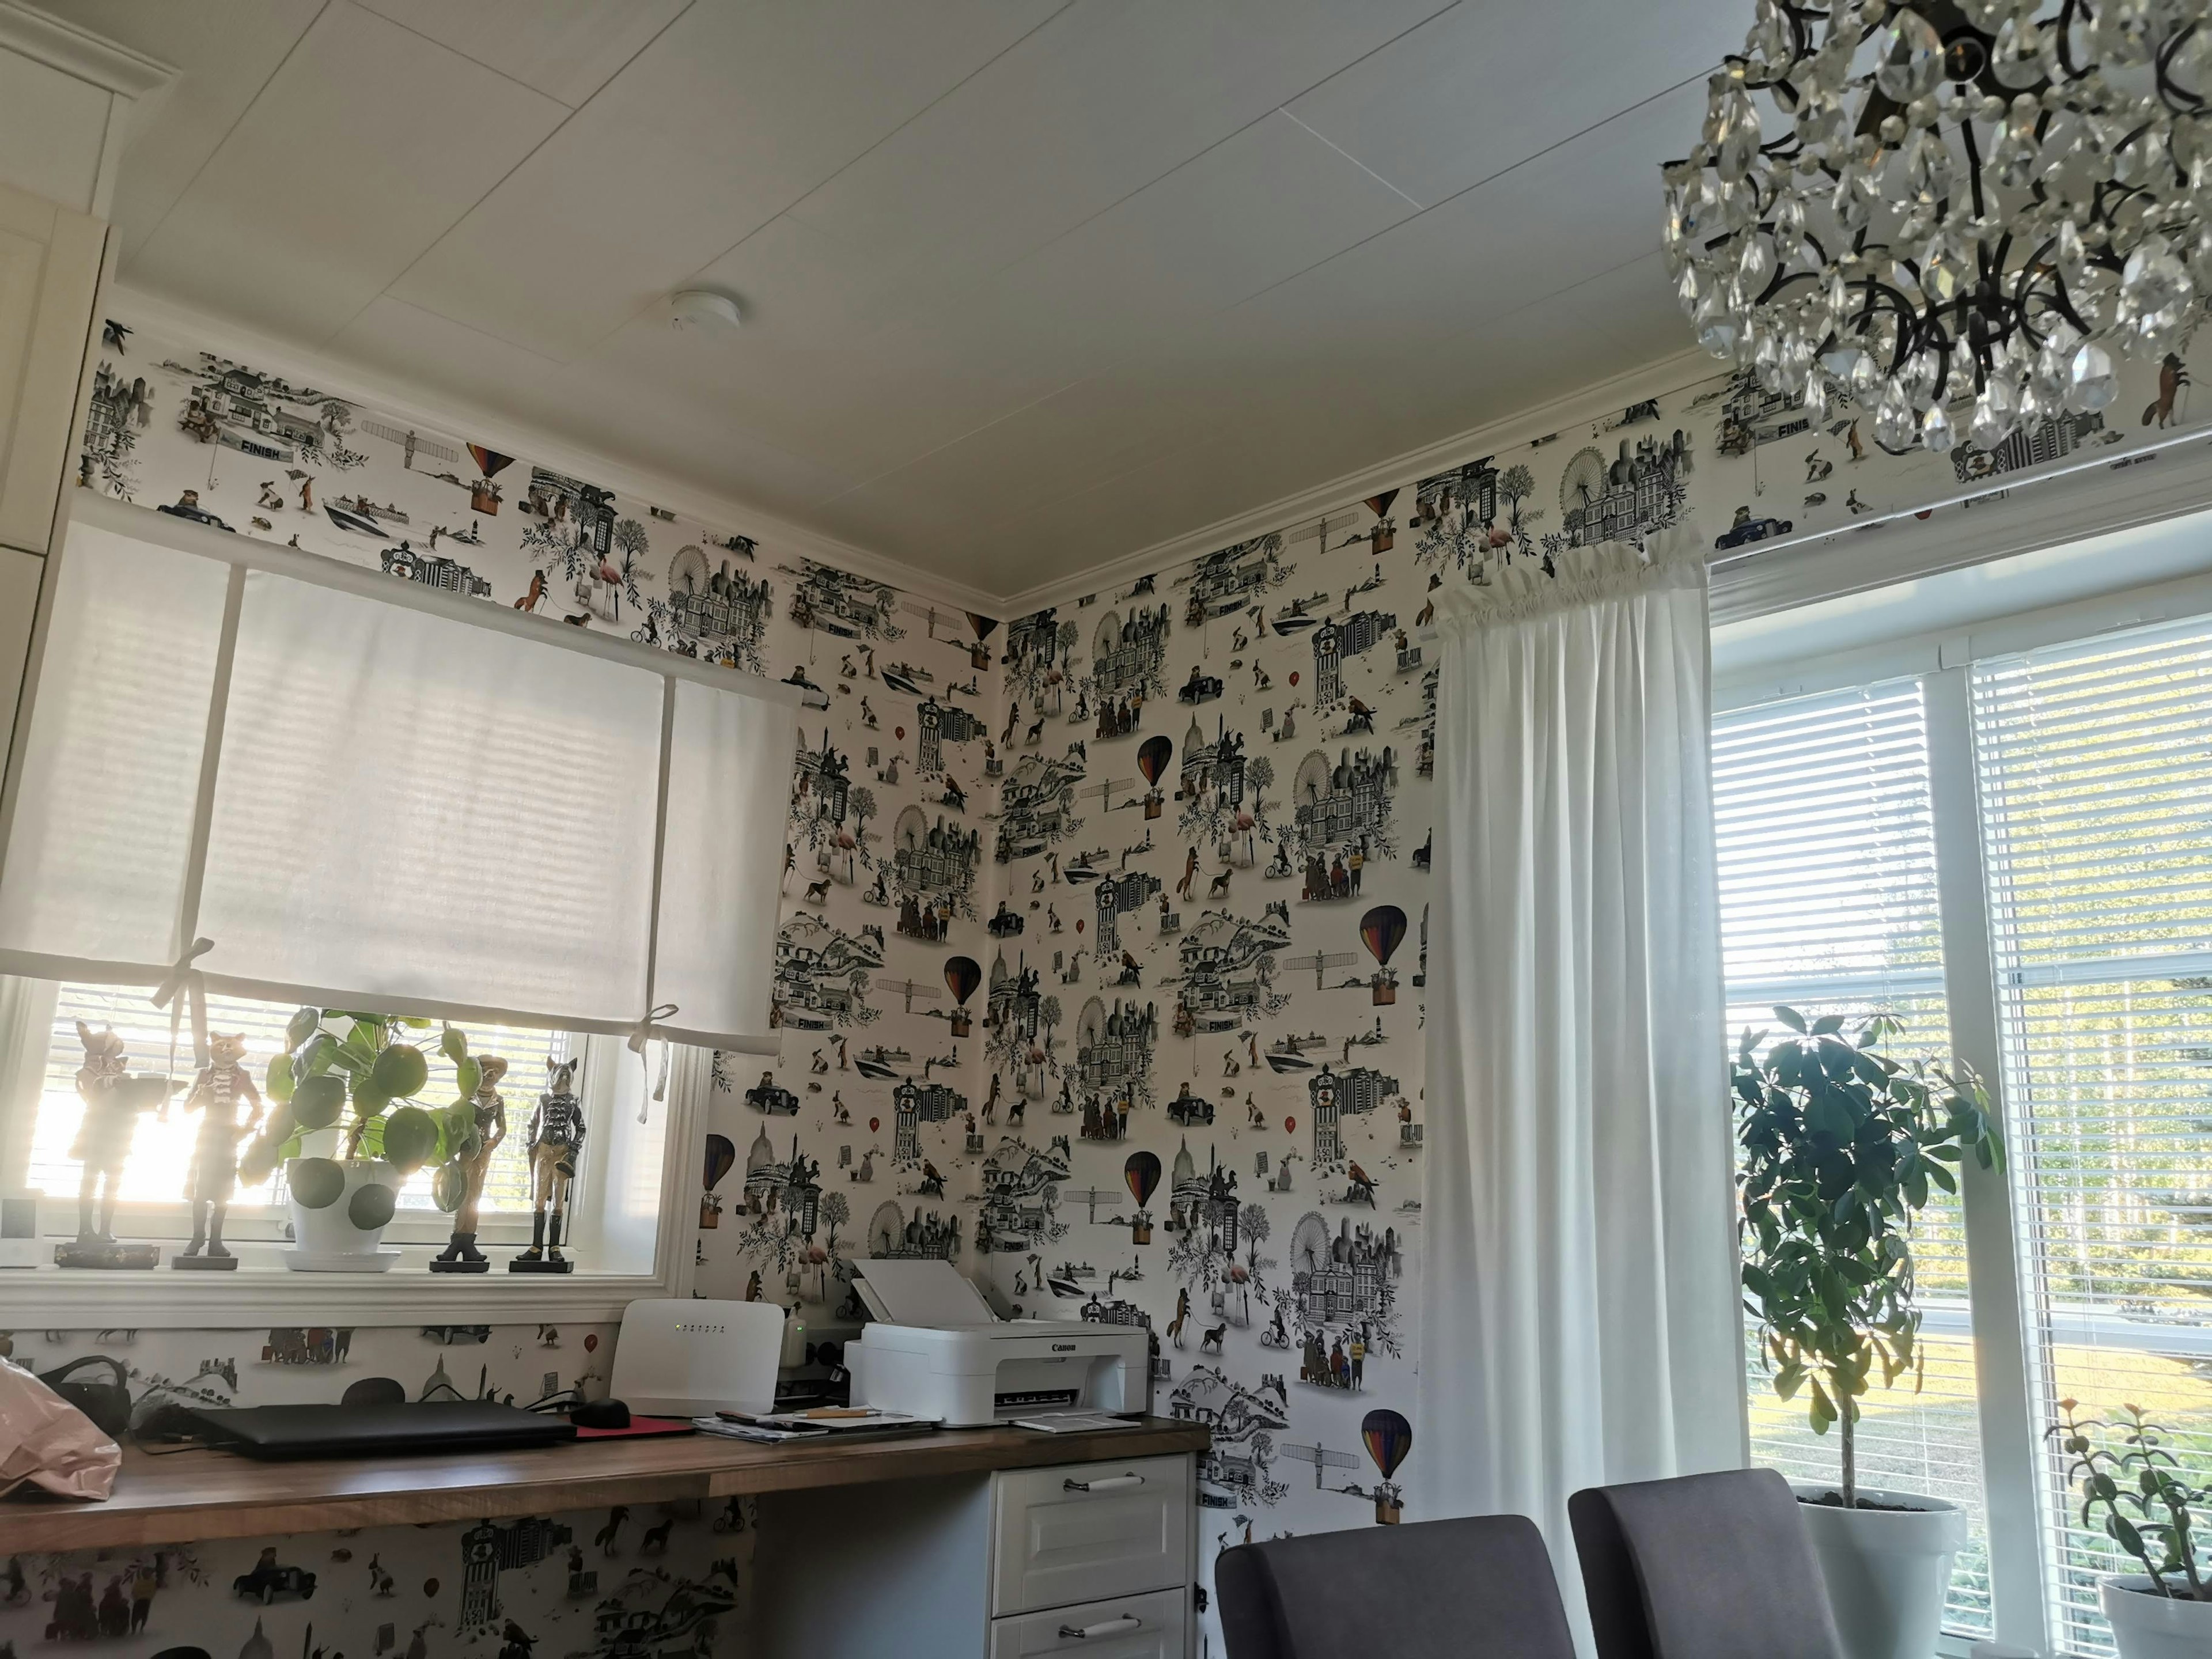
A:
241,1008,450,1271
1735,1009,2003,1659
2052,1400,2212,1658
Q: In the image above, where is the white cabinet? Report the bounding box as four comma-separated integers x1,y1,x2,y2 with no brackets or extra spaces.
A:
0,179,103,559
992,1454,1192,1618
987,1586,1189,1659
754,1449,1199,1658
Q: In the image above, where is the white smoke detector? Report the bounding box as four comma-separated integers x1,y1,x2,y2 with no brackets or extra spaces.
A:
668,290,742,334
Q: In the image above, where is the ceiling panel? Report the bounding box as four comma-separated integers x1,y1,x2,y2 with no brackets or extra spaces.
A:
60,0,1717,599
779,0,1448,321
36,0,327,264
128,2,569,343
350,0,690,107
385,0,1065,362
830,109,1419,484
1179,80,1707,381
1285,0,1743,206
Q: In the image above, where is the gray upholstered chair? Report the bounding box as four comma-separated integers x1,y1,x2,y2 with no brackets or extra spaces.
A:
1569,1467,1846,1659
1215,1513,1577,1659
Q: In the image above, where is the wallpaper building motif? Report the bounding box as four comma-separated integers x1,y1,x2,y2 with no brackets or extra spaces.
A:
8,303,2207,1654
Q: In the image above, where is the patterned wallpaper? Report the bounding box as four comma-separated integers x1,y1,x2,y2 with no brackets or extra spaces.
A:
5,305,2206,1656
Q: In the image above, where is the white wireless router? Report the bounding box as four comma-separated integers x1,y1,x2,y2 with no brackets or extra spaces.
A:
609,1298,787,1417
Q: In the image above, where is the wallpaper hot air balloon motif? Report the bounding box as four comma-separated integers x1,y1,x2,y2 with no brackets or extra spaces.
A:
1361,1408,1412,1524
944,954,983,1036
1124,1149,1161,1243
1361,904,1408,1006
1138,733,1173,819
701,1132,737,1230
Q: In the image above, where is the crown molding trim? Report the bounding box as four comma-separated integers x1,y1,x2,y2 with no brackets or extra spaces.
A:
993,343,1721,614
0,1,171,100
108,284,1004,618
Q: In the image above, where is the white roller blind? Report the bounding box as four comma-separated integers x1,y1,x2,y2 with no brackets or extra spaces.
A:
654,676,790,1047
1972,618,2212,1656
0,519,227,972
0,493,798,1054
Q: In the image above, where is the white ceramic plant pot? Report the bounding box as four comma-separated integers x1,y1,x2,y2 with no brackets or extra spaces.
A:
1793,1483,1967,1659
284,1157,400,1269
2101,1575,2212,1659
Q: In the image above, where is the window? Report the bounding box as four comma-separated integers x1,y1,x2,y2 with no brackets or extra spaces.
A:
1719,604,2212,1657
12,981,569,1233
1974,621,2212,1657
1714,680,1992,1641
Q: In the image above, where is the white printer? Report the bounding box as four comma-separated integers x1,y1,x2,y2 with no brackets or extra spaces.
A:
846,1260,1152,1428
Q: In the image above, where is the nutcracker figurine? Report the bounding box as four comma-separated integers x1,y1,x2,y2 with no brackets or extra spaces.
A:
431,1054,507,1273
58,1021,173,1268
510,1055,585,1273
175,1031,263,1269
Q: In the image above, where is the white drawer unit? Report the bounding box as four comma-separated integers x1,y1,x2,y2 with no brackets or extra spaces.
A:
987,1586,1189,1659
992,1453,1192,1618
754,1446,1200,1658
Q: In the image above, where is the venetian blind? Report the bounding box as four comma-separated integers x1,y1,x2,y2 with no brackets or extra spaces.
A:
1712,679,1992,1639
0,493,798,1056
1972,618,2212,1657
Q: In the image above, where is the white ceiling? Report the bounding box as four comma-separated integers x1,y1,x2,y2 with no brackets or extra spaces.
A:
46,0,1743,601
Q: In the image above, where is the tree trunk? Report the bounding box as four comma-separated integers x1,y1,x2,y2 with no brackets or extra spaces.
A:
1839,1380,1857,1509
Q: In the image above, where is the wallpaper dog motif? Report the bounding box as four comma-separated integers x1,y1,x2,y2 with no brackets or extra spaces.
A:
10,306,2202,1653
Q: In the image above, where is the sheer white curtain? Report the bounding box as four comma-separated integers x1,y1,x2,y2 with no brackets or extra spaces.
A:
1416,531,1743,1645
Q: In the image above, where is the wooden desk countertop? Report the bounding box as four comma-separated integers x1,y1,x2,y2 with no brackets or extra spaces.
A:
0,1418,1211,1554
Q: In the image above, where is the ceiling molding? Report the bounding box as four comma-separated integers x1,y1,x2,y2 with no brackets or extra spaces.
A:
993,343,1721,615
0,1,171,100
108,283,1005,618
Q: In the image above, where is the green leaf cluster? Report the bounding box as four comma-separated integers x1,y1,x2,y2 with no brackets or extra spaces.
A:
243,1007,458,1180
2050,1400,2211,1601
1735,1008,2003,1504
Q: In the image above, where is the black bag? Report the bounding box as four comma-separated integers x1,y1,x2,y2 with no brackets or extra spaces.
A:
37,1354,133,1437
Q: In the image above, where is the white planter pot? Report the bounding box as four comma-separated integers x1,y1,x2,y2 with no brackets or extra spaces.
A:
285,1157,399,1267
1793,1483,1967,1659
2102,1575,2212,1659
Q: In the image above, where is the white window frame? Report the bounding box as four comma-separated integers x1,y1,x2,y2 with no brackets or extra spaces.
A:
1715,541,2212,1657
0,1001,706,1327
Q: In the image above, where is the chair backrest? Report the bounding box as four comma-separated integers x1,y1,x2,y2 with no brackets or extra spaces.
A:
1569,1467,1845,1659
1217,1514,1577,1659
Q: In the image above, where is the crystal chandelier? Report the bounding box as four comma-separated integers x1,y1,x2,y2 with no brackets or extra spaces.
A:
1664,1,2212,456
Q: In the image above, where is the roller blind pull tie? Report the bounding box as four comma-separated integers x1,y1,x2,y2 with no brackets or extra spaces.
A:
628,1002,679,1119
151,935,215,1074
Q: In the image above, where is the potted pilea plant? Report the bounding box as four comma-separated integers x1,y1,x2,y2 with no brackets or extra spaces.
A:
240,1007,448,1271
2051,1400,2212,1658
1736,1009,2003,1659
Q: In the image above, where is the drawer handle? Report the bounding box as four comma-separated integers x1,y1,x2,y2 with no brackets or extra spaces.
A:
1058,1616,1143,1639
1063,1474,1145,1494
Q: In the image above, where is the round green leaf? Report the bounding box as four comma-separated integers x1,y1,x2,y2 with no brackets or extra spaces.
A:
348,1181,396,1232
285,1006,322,1051
381,1105,439,1173
238,1137,279,1188
370,1043,428,1101
291,1073,346,1131
431,1161,469,1213
440,1027,470,1064
266,1058,294,1105
289,1157,344,1209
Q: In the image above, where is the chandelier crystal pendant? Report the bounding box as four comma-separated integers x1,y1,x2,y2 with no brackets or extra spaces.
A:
1664,0,2212,456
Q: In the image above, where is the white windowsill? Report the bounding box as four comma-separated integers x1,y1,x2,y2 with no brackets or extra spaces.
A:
1,1233,669,1327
